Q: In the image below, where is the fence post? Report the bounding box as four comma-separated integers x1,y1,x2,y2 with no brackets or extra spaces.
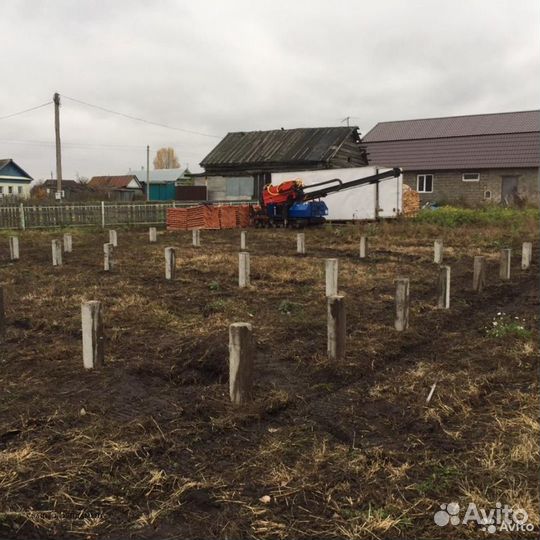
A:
239,252,250,287
149,227,157,243
437,265,451,309
327,295,346,360
0,286,5,341
473,256,486,291
499,248,511,281
297,233,305,255
394,277,410,331
109,229,118,247
9,236,19,261
192,229,200,247
434,239,444,264
229,322,254,405
81,301,104,369
325,258,338,296
103,243,114,271
63,233,72,253
521,242,532,270
101,201,105,228
240,231,247,251
359,236,367,259
164,247,176,280
51,239,62,266
19,203,25,230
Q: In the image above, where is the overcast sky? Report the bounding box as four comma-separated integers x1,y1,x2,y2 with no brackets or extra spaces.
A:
1,0,539,180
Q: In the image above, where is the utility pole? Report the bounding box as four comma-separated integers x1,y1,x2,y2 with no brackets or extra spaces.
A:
53,93,63,197
146,145,150,201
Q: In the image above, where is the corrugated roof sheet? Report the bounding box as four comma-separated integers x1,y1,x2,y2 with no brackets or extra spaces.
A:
129,168,189,183
200,127,358,168
89,175,141,189
363,110,540,142
364,132,540,170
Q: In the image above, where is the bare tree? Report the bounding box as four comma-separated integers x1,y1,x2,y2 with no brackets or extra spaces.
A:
153,147,180,169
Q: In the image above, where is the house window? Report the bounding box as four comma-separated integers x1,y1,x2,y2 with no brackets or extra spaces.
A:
226,177,254,198
463,173,480,182
18,186,23,194
417,174,433,193
8,186,13,194
0,186,3,195
484,190,492,200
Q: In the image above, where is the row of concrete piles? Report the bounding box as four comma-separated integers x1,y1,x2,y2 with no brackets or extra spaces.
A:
2,230,534,407
71,230,533,408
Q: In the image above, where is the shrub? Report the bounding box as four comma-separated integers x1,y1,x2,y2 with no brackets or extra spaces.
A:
414,206,538,227
485,312,532,340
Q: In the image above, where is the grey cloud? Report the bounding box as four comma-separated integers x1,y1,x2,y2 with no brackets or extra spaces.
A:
1,0,538,179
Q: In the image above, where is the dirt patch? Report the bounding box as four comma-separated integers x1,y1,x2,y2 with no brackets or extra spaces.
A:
0,222,538,539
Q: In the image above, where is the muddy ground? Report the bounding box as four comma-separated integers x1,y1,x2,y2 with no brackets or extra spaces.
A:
0,218,538,539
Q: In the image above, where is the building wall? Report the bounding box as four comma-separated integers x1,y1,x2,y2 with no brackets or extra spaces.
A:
193,175,254,201
0,181,31,198
149,183,176,201
403,168,539,206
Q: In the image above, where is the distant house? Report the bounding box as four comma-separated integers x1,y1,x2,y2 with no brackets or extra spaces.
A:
0,159,33,199
132,167,192,200
38,179,94,200
88,175,144,201
197,127,368,201
362,110,540,206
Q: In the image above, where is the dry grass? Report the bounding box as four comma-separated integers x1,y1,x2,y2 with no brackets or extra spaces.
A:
0,219,538,538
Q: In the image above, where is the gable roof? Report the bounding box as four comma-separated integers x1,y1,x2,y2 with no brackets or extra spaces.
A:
362,110,540,170
130,168,187,183
200,127,361,170
89,175,142,190
42,179,93,192
363,110,540,142
0,158,33,180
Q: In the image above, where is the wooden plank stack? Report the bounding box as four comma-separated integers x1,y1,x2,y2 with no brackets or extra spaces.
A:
236,205,251,228
402,185,421,217
219,206,238,229
166,208,188,230
167,204,253,230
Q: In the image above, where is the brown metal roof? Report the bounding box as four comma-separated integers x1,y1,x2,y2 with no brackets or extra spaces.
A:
200,127,360,169
364,132,540,170
362,110,540,170
363,110,540,142
89,175,141,189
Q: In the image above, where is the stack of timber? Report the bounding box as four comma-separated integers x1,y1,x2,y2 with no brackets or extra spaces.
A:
166,208,188,230
402,185,421,217
218,206,238,229
167,204,252,230
236,205,251,228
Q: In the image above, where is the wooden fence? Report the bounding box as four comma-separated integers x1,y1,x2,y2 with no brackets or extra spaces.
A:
0,201,255,230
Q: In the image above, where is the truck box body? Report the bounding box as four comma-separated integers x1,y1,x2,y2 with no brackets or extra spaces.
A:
270,166,403,220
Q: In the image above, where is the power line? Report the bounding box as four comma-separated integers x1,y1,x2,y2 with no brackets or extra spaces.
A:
0,138,205,156
61,94,222,139
0,101,52,121
0,138,145,149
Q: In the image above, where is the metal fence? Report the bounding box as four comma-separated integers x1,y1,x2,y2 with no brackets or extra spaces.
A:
0,200,255,230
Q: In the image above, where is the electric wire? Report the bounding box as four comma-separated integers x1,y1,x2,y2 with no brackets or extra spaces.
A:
60,94,221,138
0,101,52,121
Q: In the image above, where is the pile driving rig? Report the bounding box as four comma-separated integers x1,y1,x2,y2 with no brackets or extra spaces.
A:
253,167,401,227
